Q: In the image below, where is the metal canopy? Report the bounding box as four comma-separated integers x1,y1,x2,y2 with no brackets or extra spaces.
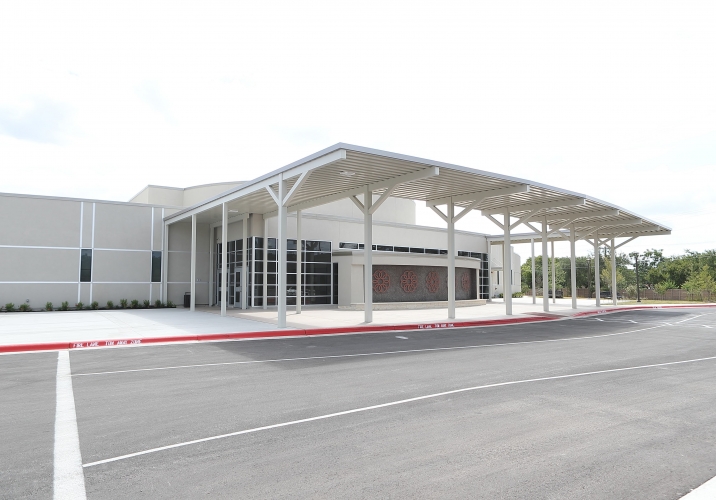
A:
164,143,670,239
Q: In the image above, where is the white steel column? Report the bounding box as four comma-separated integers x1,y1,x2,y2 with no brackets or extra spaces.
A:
542,216,549,312
447,200,455,319
161,220,168,303
208,227,213,306
594,235,601,307
190,214,196,312
363,186,373,323
611,238,617,306
278,177,287,328
551,240,556,304
531,238,536,304
487,243,493,302
296,209,302,314
263,218,268,310
503,208,512,316
221,203,228,317
241,218,248,310
570,224,577,309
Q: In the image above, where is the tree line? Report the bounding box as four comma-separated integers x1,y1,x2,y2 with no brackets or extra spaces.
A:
520,249,716,296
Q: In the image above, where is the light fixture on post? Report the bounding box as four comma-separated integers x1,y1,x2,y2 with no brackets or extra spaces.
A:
629,251,641,302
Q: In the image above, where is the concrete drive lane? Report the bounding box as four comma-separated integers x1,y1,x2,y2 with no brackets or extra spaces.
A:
0,353,57,500
68,310,716,499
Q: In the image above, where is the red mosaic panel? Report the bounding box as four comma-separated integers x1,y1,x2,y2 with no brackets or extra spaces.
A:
426,271,440,293
400,270,418,293
372,269,390,293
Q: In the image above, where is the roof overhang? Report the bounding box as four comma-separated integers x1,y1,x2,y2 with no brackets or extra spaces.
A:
163,143,671,241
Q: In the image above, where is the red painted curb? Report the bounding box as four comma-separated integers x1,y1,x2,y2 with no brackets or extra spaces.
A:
0,342,70,353
2,304,714,354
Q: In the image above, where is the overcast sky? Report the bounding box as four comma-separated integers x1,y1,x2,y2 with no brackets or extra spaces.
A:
1,1,714,259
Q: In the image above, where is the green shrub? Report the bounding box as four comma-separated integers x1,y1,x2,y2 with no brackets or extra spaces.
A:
120,299,128,309
45,302,53,311
154,299,162,308
106,300,114,309
130,299,139,309
143,299,150,308
167,300,176,308
60,301,69,311
5,303,15,312
76,302,84,310
18,303,31,312
91,301,99,310
512,292,524,298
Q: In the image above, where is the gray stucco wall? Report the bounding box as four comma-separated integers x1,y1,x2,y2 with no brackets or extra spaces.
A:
0,193,180,309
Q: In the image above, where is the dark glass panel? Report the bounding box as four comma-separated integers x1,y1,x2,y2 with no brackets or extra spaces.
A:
151,251,161,282
80,249,92,282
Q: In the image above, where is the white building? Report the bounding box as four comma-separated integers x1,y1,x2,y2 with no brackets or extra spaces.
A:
0,143,669,322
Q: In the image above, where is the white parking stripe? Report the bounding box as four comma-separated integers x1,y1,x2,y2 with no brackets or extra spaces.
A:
74,324,666,377
82,353,716,468
53,351,86,499
680,474,716,499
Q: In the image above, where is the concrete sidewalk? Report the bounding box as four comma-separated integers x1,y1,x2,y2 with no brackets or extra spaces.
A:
200,297,641,328
0,308,293,347
2,299,713,352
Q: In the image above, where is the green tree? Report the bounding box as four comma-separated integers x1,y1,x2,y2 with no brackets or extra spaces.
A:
683,266,716,300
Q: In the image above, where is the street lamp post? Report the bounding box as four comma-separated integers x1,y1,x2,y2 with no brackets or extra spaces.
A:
630,252,641,303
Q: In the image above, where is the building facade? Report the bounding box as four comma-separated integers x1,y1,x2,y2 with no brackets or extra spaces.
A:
0,182,521,310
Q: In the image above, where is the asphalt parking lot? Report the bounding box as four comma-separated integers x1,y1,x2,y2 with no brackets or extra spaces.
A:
2,309,716,499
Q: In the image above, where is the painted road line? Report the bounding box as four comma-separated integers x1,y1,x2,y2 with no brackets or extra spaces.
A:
53,351,86,499
680,474,716,499
73,324,667,377
83,353,716,468
595,318,604,321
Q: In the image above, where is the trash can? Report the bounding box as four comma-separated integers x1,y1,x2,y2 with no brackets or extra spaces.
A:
184,292,191,308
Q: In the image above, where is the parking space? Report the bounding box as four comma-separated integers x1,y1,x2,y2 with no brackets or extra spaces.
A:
2,309,716,499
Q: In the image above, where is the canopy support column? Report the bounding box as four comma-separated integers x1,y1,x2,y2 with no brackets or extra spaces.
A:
278,177,287,328
447,200,456,319
503,208,512,316
487,243,493,302
221,203,228,316
190,214,196,312
570,224,577,309
531,238,536,304
611,238,618,306
263,218,268,310
208,227,213,306
363,186,373,323
542,216,549,312
241,217,247,310
551,240,556,304
594,234,601,307
161,221,168,303
296,210,302,314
